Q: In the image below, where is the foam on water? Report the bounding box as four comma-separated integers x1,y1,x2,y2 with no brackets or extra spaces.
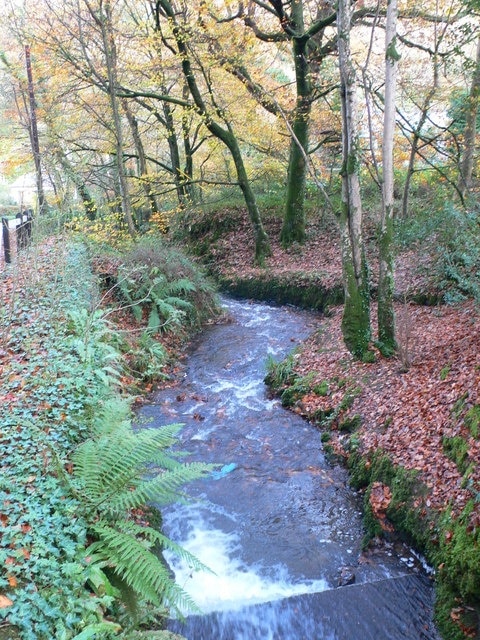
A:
206,378,270,412
163,512,328,615
190,427,217,441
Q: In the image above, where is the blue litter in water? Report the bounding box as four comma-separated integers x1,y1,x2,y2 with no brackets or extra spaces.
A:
211,463,237,480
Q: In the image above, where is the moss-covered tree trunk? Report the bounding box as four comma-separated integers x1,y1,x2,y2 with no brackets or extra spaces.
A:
337,0,371,359
280,21,310,246
224,124,270,264
180,82,195,203
242,1,335,248
161,92,191,206
378,0,399,354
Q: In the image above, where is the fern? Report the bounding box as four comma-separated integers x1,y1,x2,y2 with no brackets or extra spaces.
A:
71,622,122,639
66,307,124,389
113,520,211,574
91,396,133,437
116,261,209,334
106,463,216,513
162,277,197,296
88,522,200,614
69,417,217,614
129,332,168,382
109,238,220,339
88,519,212,614
72,424,186,509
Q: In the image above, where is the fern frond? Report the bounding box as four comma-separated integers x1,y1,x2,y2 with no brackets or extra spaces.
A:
92,396,132,437
72,424,195,513
105,462,216,513
70,621,122,639
164,297,193,312
71,409,215,617
165,278,197,296
115,520,213,576
152,298,184,326
117,278,144,322
88,522,202,614
147,305,161,331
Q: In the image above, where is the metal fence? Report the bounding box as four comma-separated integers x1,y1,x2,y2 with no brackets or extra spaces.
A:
1,210,34,264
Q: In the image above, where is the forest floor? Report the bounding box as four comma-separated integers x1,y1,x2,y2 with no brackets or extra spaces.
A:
199,208,480,538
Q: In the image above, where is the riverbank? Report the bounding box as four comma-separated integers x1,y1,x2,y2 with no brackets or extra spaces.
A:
0,238,217,640
186,206,480,640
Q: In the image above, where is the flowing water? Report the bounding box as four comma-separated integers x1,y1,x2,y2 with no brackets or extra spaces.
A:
139,297,439,639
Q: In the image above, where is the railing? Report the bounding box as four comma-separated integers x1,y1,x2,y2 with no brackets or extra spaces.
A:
1,210,34,264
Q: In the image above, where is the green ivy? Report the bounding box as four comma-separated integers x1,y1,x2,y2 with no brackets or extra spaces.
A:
0,241,216,639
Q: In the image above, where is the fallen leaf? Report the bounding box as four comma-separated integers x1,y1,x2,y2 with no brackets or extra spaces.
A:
0,595,13,608
7,574,17,587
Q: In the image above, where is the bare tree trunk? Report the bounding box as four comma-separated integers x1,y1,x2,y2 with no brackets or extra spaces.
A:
122,99,160,221
95,0,136,236
458,35,480,201
25,45,46,214
336,0,371,360
378,0,399,354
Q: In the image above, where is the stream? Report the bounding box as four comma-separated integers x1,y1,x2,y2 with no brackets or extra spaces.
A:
139,297,439,639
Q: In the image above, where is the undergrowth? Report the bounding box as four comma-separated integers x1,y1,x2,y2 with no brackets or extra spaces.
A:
265,353,359,430
0,239,217,639
116,237,219,334
395,203,480,304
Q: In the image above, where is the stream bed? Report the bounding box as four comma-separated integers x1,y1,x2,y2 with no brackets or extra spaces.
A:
139,297,439,639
